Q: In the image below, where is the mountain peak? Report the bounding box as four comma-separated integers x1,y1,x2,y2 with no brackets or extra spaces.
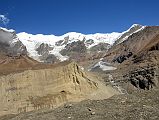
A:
0,27,15,33
130,24,143,28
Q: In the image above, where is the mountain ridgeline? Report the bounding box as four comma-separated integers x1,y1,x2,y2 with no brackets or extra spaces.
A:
15,24,144,63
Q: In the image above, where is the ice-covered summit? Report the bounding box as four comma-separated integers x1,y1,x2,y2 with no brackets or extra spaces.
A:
0,24,145,63
17,31,122,62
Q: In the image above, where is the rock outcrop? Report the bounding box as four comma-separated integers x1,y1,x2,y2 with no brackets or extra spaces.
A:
123,65,159,90
36,43,53,55
0,62,118,116
35,43,58,63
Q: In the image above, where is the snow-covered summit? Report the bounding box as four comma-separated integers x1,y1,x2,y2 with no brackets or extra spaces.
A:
61,32,121,44
0,24,145,62
17,31,122,61
17,31,121,46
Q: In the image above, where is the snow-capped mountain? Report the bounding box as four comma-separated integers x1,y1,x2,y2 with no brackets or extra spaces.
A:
0,24,145,63
17,32,121,61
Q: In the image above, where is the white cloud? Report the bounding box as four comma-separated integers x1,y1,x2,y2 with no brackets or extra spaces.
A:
0,14,10,25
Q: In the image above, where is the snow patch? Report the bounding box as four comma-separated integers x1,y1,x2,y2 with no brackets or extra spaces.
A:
90,61,117,71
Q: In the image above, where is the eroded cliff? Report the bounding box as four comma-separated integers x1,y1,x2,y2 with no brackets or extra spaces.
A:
0,62,118,116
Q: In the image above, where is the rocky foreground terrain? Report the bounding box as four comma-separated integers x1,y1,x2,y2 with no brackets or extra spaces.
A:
1,89,159,120
0,25,159,120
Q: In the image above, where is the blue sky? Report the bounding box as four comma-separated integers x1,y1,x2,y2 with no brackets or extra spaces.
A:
0,0,159,35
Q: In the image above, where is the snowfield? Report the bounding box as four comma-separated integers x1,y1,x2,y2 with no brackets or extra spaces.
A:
89,61,117,71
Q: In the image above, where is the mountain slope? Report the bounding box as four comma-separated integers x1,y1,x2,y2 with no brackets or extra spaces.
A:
99,26,159,93
104,26,159,63
0,27,39,75
114,24,145,45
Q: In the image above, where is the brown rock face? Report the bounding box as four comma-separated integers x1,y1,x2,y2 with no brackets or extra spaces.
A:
0,62,118,116
104,26,159,63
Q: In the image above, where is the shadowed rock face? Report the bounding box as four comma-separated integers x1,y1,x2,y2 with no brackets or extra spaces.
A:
36,43,53,55
60,41,87,62
36,43,57,63
124,66,158,90
60,41,110,62
0,62,118,116
0,29,27,56
84,39,94,46
55,36,70,46
60,41,87,56
43,54,58,63
9,40,27,56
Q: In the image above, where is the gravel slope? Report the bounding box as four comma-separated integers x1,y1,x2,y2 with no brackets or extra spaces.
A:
1,89,159,120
